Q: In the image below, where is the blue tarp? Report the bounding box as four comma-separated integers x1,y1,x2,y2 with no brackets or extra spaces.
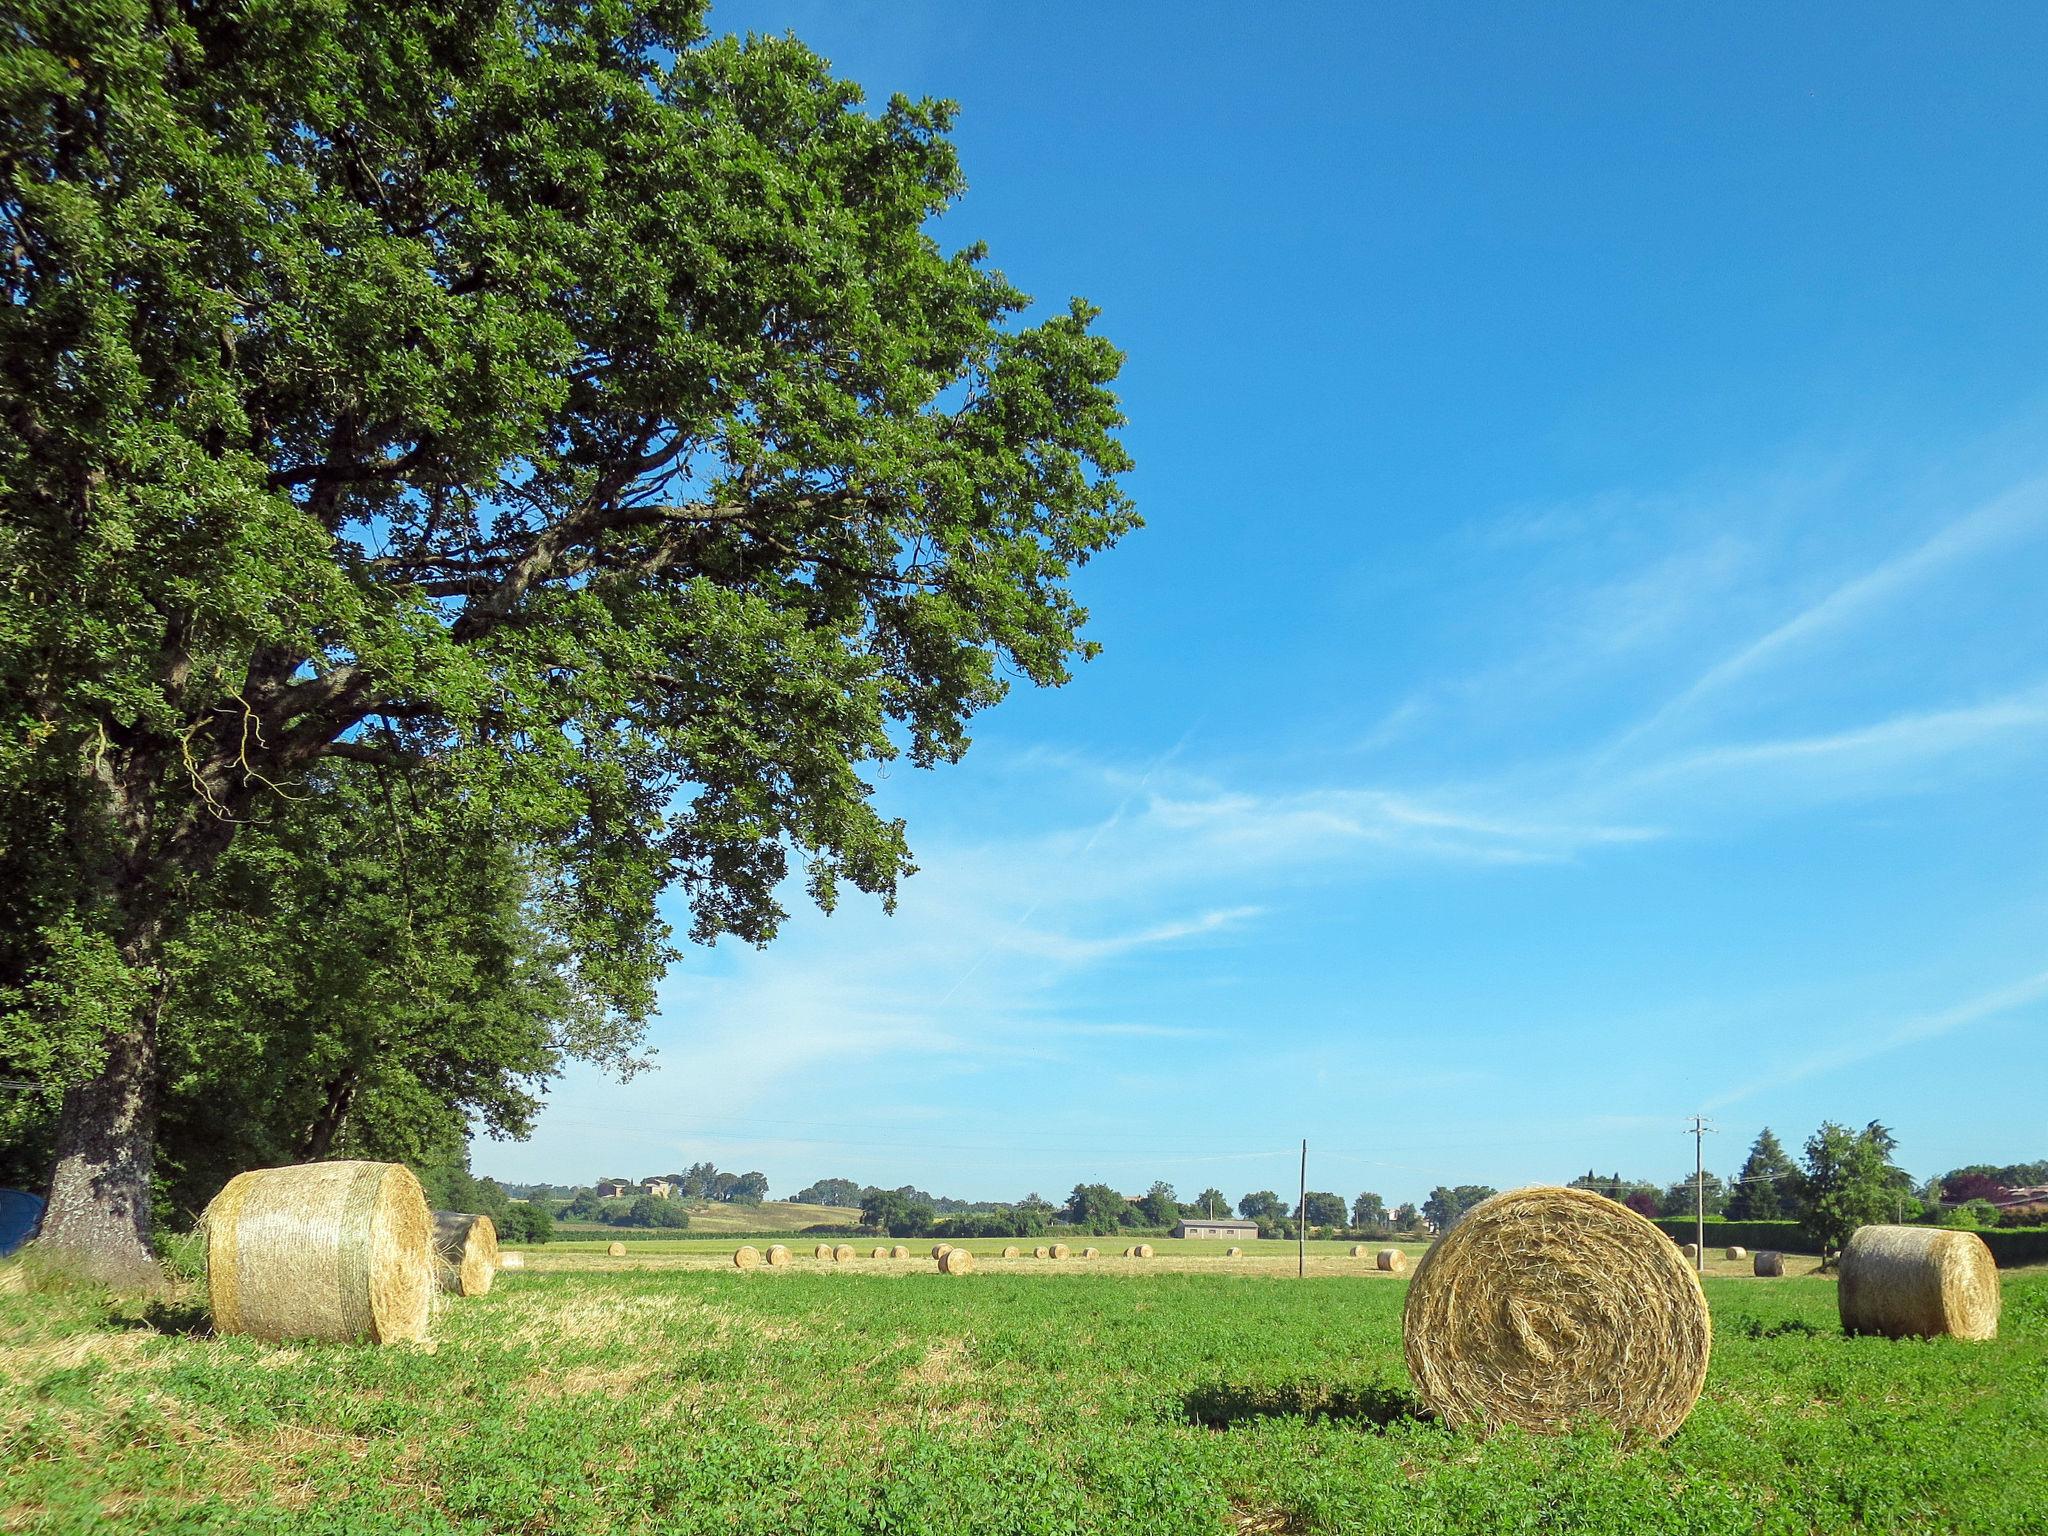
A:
0,1189,44,1257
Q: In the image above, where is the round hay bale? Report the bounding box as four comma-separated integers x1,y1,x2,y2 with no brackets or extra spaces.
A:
497,1250,526,1271
938,1247,976,1275
871,1245,890,1259
764,1244,791,1266
201,1161,435,1345
1122,1245,1135,1258
1351,1243,1369,1258
1002,1245,1021,1259
1225,1246,1242,1258
733,1245,761,1269
890,1245,910,1259
931,1243,952,1259
1838,1225,1999,1341
1033,1245,1049,1259
606,1242,627,1258
1401,1185,1711,1441
832,1244,855,1263
814,1243,834,1260
1134,1243,1154,1259
1724,1246,1748,1261
1081,1247,1099,1258
1050,1242,1070,1260
1678,1241,1698,1261
431,1211,499,1297
1376,1248,1407,1274
1753,1251,1784,1277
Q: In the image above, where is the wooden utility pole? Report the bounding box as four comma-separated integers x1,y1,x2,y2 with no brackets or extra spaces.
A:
1686,1115,1715,1273
1298,1138,1308,1279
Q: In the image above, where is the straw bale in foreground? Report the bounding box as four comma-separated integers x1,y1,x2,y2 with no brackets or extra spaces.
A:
431,1211,499,1297
1838,1225,1999,1340
1376,1248,1406,1273
939,1247,976,1274
202,1161,435,1345
1401,1185,1711,1441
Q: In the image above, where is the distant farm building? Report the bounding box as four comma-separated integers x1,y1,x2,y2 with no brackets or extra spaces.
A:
1173,1218,1259,1240
1990,1185,2048,1208
639,1178,675,1199
596,1179,633,1199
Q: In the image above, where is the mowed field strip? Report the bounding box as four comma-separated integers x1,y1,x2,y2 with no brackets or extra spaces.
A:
4,1253,2040,1534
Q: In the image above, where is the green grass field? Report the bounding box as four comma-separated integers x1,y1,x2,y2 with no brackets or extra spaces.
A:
2,1257,2041,1533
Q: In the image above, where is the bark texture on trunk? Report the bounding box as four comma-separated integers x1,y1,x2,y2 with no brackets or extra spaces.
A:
39,975,164,1282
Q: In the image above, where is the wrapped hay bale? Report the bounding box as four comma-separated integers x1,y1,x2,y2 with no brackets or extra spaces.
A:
733,1245,761,1269
939,1247,976,1275
1050,1243,1070,1259
497,1250,526,1271
1376,1248,1407,1274
1401,1185,1711,1441
1838,1225,1999,1341
1134,1244,1154,1259
765,1244,791,1266
1725,1246,1748,1261
1002,1245,1021,1259
1753,1251,1784,1277
814,1243,834,1260
202,1161,435,1345
606,1242,627,1258
1351,1244,1369,1258
832,1244,855,1263
432,1211,499,1297
890,1245,910,1259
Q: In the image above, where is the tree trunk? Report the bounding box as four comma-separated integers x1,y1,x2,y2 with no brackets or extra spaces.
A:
37,936,167,1283
298,1070,359,1161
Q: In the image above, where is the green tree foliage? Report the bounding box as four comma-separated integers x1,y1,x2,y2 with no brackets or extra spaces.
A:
1137,1180,1179,1227
1062,1184,1134,1234
1657,1172,1727,1219
1391,1202,1421,1230
620,1195,689,1229
792,1178,864,1208
1237,1190,1285,1223
496,1202,553,1244
1298,1191,1347,1227
1422,1185,1497,1232
1726,1128,1802,1221
1566,1169,1658,1204
0,0,1135,1272
1799,1121,1898,1259
1190,1187,1227,1220
1350,1192,1388,1229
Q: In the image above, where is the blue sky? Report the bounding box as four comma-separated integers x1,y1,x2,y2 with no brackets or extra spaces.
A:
480,4,2048,1207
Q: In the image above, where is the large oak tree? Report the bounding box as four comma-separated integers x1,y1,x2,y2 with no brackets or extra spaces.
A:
0,0,1134,1274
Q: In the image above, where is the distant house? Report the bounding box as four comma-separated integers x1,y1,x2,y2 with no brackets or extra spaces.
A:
596,1179,633,1199
640,1178,674,1199
1173,1218,1259,1240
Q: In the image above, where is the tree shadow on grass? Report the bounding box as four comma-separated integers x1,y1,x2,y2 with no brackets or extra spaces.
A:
1180,1378,1428,1432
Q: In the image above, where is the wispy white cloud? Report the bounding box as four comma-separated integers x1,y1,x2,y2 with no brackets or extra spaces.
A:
1705,967,2048,1110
